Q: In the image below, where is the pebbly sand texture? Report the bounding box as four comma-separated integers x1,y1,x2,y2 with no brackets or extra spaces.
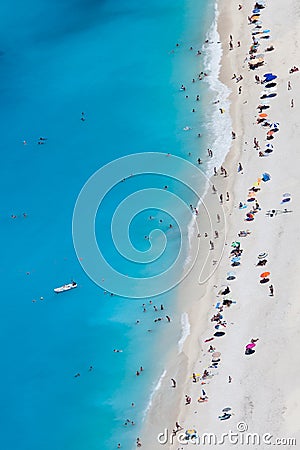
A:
139,0,300,448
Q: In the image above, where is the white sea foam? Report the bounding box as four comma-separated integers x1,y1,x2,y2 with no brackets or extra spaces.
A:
202,2,233,175
178,312,191,353
183,216,196,267
143,369,167,421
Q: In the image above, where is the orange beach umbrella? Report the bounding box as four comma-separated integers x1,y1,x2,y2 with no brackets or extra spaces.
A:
259,113,268,118
260,272,270,278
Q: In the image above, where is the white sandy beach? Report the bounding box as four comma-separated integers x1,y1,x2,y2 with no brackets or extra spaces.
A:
139,0,300,448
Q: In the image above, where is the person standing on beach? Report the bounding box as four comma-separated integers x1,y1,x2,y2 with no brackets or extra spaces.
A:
238,162,243,172
171,378,176,388
269,285,274,296
185,395,191,405
219,194,223,204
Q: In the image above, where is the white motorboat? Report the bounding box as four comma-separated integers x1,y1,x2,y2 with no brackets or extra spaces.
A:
54,281,77,293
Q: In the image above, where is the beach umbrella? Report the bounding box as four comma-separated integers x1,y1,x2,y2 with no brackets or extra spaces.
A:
258,252,268,259
246,343,256,349
231,257,241,263
212,352,221,358
227,271,236,280
260,271,270,278
219,413,232,420
259,113,268,118
218,286,230,295
252,8,260,13
260,278,269,283
186,429,197,437
262,172,271,181
264,75,277,81
222,407,232,412
270,122,280,129
281,197,291,203
265,82,277,88
214,331,225,337
245,348,255,355
282,193,291,197
231,241,240,247
263,73,277,81
266,143,273,148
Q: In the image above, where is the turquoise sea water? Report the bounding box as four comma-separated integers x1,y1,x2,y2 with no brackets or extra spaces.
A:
0,1,229,449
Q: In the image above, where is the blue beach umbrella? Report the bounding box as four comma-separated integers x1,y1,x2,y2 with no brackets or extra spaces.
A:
231,257,241,263
227,271,236,280
262,172,271,182
263,73,277,81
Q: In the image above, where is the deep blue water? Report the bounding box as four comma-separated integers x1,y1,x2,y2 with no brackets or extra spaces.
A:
0,1,219,449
